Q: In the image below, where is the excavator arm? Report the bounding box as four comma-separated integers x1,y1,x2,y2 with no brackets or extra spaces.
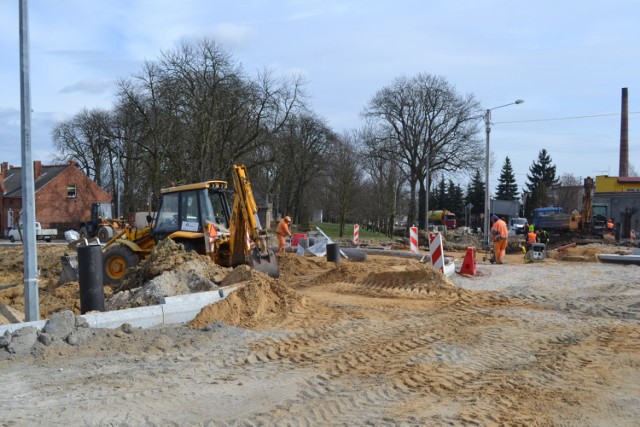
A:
229,164,279,277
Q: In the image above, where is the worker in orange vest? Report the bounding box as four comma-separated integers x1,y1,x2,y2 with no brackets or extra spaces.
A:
276,216,292,253
490,215,509,264
606,218,614,235
526,227,537,247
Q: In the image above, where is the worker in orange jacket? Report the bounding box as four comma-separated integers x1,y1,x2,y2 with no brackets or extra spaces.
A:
276,216,292,253
606,218,614,235
490,215,509,264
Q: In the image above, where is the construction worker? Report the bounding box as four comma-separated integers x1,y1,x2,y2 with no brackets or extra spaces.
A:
536,227,550,246
490,215,509,264
526,226,537,247
606,218,615,235
276,216,292,253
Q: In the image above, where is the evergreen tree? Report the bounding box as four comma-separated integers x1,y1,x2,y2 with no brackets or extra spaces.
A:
465,170,485,216
524,149,559,217
436,177,447,209
495,156,519,201
429,182,439,210
448,180,464,215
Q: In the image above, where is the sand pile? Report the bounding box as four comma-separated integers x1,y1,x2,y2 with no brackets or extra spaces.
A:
549,243,631,262
190,265,306,329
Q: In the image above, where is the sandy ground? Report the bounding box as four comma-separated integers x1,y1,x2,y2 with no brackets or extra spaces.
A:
1,243,640,426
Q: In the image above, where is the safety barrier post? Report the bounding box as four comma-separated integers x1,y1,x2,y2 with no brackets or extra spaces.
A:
410,226,419,254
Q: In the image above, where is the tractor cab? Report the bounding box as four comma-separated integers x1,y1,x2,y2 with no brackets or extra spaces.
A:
151,181,232,249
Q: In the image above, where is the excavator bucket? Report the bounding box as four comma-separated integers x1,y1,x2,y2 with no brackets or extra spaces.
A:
59,254,79,284
249,248,279,278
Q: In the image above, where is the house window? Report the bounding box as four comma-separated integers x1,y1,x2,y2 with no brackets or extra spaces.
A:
67,184,77,198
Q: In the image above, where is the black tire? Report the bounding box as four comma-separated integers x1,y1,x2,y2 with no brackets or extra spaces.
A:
97,226,114,242
9,235,15,243
103,245,140,285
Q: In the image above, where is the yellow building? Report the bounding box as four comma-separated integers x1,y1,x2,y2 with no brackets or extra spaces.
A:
595,175,640,193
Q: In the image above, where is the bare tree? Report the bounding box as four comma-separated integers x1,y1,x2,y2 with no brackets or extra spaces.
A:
363,73,483,230
555,173,582,214
360,126,406,236
52,108,113,187
270,112,335,223
327,134,363,237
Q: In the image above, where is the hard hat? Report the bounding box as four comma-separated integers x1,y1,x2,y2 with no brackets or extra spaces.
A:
491,215,499,222
284,216,291,223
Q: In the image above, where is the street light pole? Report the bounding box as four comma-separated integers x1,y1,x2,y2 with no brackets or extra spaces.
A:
483,99,524,249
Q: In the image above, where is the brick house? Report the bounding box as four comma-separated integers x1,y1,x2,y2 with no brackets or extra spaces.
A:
0,160,112,236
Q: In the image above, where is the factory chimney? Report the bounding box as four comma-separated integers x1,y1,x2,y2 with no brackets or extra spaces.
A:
619,87,629,177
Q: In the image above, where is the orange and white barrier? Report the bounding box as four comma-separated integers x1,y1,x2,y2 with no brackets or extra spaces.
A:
410,226,419,253
429,232,444,273
353,223,360,244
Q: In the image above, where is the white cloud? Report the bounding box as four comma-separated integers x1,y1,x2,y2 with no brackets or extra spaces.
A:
60,79,113,95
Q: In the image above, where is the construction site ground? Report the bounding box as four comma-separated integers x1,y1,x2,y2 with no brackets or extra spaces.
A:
1,242,640,426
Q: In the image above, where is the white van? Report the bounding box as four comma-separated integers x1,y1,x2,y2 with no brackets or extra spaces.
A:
509,217,528,236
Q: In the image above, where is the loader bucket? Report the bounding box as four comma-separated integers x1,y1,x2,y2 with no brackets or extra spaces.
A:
249,248,279,278
59,254,79,284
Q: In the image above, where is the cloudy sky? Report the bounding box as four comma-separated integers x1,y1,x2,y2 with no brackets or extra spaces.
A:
2,0,640,193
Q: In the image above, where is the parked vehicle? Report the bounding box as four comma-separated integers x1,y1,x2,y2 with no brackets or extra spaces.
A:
79,202,126,242
509,217,528,236
427,210,457,228
8,222,57,242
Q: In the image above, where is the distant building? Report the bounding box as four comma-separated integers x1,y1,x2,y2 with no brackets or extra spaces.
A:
594,175,640,238
0,160,111,236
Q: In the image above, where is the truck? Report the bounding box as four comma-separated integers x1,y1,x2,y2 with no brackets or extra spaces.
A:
427,210,457,229
534,178,609,237
8,222,58,242
533,206,572,230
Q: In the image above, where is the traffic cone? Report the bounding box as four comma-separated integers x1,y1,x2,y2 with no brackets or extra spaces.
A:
460,246,477,276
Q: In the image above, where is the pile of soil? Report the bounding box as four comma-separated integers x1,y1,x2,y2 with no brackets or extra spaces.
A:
117,239,228,292
107,239,231,310
190,265,306,329
548,243,631,262
0,246,78,319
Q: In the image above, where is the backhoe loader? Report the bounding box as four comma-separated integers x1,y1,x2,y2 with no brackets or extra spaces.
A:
61,165,279,285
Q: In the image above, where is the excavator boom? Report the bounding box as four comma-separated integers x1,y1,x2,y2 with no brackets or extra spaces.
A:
229,165,279,278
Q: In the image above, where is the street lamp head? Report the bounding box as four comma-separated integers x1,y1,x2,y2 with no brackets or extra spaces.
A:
515,99,525,105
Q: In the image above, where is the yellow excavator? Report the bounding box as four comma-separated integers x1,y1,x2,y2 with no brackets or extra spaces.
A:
62,165,279,285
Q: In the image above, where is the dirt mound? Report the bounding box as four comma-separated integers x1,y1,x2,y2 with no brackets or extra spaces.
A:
117,239,228,292
360,268,457,294
549,243,631,262
307,255,428,287
190,270,306,329
107,239,231,310
276,253,332,284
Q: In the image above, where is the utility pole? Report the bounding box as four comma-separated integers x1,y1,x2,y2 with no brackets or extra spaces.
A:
19,0,40,321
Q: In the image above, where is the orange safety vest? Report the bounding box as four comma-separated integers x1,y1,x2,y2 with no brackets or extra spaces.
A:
527,231,537,244
491,219,508,241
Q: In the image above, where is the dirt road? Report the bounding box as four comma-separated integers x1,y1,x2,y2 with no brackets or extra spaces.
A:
1,247,640,425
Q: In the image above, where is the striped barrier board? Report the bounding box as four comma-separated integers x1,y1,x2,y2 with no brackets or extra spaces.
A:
429,232,444,273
